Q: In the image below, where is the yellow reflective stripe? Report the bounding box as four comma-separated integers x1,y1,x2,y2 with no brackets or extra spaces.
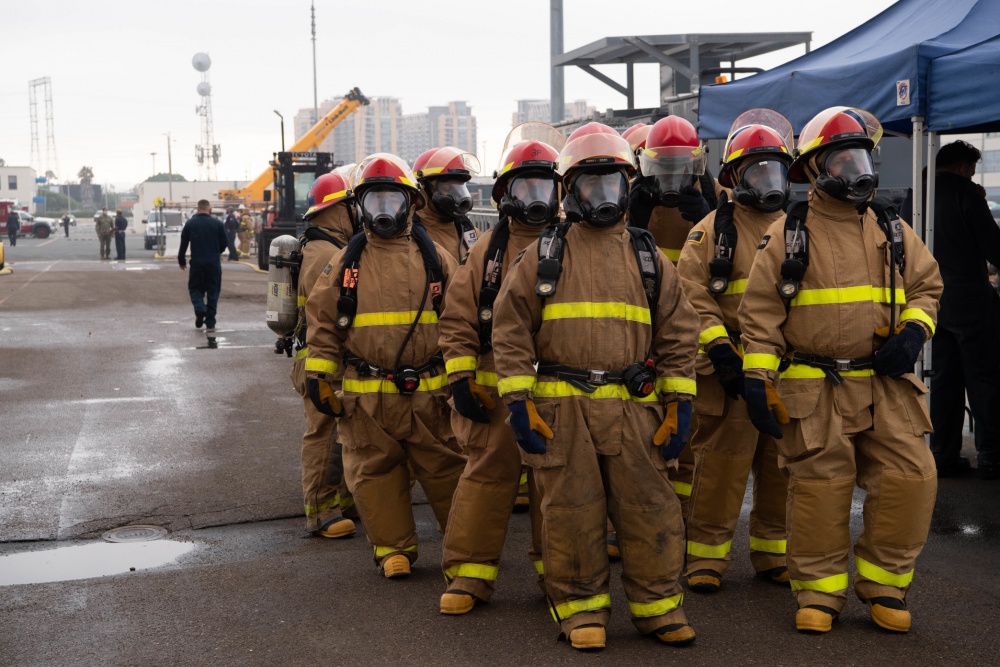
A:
476,371,498,388
673,481,692,497
343,375,449,394
444,563,499,582
297,295,307,306
659,247,682,263
305,358,337,375
533,560,544,575
420,166,445,176
445,356,478,375
723,279,747,295
534,381,659,402
628,593,684,618
339,496,355,509
295,346,310,361
744,353,781,371
699,325,730,347
304,494,342,515
550,594,612,621
321,189,348,204
790,286,907,307
655,377,697,396
780,364,875,380
353,310,438,327
790,572,849,593
900,308,935,335
498,375,536,396
856,556,914,588
518,471,528,486
374,545,418,558
749,537,787,554
541,301,651,324
686,540,732,559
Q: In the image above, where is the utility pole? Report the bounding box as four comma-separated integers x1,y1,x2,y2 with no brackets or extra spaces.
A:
150,152,157,178
274,110,286,152
550,0,565,124
165,132,174,202
311,1,319,125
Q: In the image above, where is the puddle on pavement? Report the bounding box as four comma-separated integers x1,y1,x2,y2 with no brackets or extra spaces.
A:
0,540,195,586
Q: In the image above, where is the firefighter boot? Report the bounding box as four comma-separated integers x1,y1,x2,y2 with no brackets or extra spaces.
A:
439,590,477,615
795,605,837,633
653,608,697,647
381,554,411,579
568,625,606,651
867,597,911,633
318,516,355,539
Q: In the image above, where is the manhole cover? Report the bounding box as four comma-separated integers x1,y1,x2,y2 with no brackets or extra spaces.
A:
102,525,168,543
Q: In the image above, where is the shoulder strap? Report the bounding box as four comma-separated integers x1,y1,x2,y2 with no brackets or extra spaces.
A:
409,222,445,316
301,225,345,249
334,232,369,330
777,200,810,301
454,216,480,265
477,217,512,352
626,227,661,323
867,197,906,272
708,194,738,294
535,222,571,298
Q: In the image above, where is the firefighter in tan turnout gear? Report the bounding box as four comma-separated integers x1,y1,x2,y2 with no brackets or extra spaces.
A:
493,123,700,651
290,171,360,538
739,106,942,634
629,115,726,517
305,153,466,579
676,109,793,593
412,146,482,263
437,123,565,615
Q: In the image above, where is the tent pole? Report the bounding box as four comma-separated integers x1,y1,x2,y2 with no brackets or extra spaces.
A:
911,116,924,241
923,130,939,392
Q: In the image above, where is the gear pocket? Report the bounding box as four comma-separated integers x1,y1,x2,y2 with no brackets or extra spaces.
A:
892,373,933,437
519,402,563,469
290,356,307,397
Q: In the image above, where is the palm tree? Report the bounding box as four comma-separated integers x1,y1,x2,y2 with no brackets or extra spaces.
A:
78,166,95,210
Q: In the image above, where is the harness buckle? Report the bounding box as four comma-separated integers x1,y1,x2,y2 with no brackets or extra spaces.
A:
834,359,852,372
588,370,609,385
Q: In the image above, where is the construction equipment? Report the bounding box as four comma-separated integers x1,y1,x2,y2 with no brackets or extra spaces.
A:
219,87,369,205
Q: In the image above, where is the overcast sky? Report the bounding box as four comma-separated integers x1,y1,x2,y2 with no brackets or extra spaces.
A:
3,0,898,189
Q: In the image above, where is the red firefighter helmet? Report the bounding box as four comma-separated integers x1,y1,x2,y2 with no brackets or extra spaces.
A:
788,106,882,183
353,153,424,210
718,109,794,188
491,122,566,203
640,116,707,177
410,148,439,177
622,123,652,153
557,122,636,178
304,172,353,220
413,146,481,183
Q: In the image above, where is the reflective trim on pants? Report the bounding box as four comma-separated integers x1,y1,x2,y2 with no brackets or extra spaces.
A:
374,544,418,559
549,594,612,622
533,560,544,575
444,563,499,583
628,593,683,619
749,536,787,554
790,572,849,593
673,481,692,497
686,540,731,559
856,556,914,588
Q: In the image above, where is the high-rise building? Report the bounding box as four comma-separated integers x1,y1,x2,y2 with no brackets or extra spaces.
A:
512,99,595,125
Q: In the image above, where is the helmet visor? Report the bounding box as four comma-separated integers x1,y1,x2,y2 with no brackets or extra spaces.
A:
572,171,629,226
821,147,875,181
361,186,408,221
432,177,474,215
639,148,707,178
739,159,789,212
497,122,566,174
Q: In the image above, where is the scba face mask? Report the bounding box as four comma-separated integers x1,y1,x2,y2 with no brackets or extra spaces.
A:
429,177,474,219
360,186,410,238
815,146,878,203
563,170,629,228
733,158,790,212
502,173,558,226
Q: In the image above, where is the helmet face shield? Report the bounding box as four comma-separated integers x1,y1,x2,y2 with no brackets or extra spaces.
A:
639,148,706,203
360,186,409,238
817,146,877,202
507,173,557,225
430,177,474,217
734,158,789,212
565,170,629,227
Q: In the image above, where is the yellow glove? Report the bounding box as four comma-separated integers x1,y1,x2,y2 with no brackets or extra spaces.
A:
307,375,342,417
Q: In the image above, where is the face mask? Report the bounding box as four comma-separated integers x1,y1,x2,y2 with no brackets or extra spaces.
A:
430,178,474,219
501,174,558,226
563,170,629,228
360,186,409,238
815,146,878,203
733,159,789,212
651,172,696,206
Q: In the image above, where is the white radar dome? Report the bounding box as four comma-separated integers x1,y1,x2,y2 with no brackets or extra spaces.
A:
192,53,212,72
197,82,212,96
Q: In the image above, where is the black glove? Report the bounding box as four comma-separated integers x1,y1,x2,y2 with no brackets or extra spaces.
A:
627,180,655,229
707,341,744,399
450,377,495,424
678,185,711,222
874,322,925,378
307,376,343,417
744,378,788,439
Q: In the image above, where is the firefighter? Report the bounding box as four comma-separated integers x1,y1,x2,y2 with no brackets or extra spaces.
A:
493,123,700,650
305,153,466,579
290,172,361,538
676,109,794,594
739,107,941,634
412,146,482,263
237,205,253,256
438,123,563,615
629,115,726,516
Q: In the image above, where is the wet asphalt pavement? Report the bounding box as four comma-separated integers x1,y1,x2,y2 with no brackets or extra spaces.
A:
1,230,999,666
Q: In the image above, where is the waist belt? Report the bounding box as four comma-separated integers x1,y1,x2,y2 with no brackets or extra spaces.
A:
787,351,875,386
537,362,630,394
344,352,444,379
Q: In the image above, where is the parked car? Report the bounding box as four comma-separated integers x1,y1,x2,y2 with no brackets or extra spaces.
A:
143,209,187,250
11,211,56,239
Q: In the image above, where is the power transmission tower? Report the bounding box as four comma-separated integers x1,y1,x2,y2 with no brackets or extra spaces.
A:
28,77,59,179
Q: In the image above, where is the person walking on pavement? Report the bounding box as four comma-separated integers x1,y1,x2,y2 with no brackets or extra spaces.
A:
224,208,240,261
739,106,942,634
95,207,114,259
493,123,700,651
437,123,564,616
178,200,229,345
62,213,71,238
411,146,482,263
113,209,128,260
291,173,360,539
237,208,253,257
928,140,1000,480
676,109,793,595
304,153,466,580
6,209,18,247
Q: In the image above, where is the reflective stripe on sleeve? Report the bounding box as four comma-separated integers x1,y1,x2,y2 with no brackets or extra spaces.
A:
723,279,747,295
655,377,697,396
295,346,310,361
744,353,781,372
343,375,449,394
445,356,478,375
790,285,906,307
353,310,439,327
686,540,732,559
856,556,914,588
541,301,651,325
497,375,537,396
443,563,499,583
698,325,730,347
628,593,684,618
790,572,849,593
549,594,612,622
899,308,935,335
749,537,787,554
476,371,499,388
305,358,337,375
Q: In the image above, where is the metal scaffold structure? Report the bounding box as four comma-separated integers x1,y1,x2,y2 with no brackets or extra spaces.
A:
28,76,59,179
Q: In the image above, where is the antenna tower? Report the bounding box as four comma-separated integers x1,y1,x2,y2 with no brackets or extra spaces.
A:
28,77,59,179
192,53,220,180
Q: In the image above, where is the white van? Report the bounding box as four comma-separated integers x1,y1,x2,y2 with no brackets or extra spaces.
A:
143,209,187,250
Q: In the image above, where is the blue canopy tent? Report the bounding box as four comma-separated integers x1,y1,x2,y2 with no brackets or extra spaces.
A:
927,35,1000,133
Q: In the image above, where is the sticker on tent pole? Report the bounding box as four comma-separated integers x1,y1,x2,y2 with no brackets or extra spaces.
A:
896,80,911,106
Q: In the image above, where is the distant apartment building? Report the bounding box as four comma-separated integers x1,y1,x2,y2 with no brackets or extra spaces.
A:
512,99,596,125
0,166,38,212
294,97,477,167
